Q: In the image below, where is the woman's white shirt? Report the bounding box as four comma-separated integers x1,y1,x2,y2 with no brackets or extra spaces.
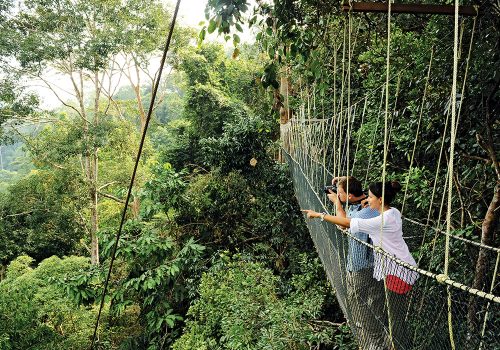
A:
350,208,419,284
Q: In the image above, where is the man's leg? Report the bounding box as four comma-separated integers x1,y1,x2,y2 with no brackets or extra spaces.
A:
350,270,389,350
364,279,391,350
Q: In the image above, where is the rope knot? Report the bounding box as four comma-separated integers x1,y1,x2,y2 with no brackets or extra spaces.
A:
436,273,448,284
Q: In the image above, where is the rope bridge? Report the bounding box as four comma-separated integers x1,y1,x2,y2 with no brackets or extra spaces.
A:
282,126,499,350
278,5,499,348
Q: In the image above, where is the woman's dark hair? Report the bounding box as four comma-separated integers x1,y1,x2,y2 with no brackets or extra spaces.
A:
369,181,402,205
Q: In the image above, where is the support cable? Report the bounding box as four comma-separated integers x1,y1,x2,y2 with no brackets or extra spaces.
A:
89,1,182,348
381,1,394,346
443,0,461,348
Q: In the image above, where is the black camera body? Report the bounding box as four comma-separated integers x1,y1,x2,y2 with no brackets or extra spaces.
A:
324,185,337,194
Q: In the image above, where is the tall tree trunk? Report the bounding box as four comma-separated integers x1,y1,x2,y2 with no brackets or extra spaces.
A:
467,82,500,331
90,70,101,265
90,179,99,265
133,62,147,134
130,59,146,216
467,183,499,328
71,65,99,265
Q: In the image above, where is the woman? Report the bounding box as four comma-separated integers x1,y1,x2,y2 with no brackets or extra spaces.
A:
303,181,418,350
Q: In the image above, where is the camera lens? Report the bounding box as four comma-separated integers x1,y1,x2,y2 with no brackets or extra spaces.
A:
324,185,337,194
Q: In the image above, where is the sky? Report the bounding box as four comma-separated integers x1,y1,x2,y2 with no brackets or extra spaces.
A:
178,0,207,27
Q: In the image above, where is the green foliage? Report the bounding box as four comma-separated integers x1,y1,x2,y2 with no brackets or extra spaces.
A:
0,142,32,191
141,162,188,219
203,0,249,37
153,119,194,171
14,0,175,72
162,43,272,171
167,160,311,272
5,255,34,279
0,255,123,350
0,78,39,140
61,223,205,349
0,1,39,139
185,83,247,140
177,44,226,86
177,43,271,117
200,114,273,173
0,167,87,264
173,256,340,350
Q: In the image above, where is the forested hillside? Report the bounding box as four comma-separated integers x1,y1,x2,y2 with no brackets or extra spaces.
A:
0,0,498,349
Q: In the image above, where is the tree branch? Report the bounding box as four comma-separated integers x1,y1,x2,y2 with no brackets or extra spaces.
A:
98,182,118,191
3,210,34,218
460,152,494,164
36,74,84,120
10,126,66,170
98,191,132,206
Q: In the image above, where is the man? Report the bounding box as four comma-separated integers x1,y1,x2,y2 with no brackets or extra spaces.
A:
328,176,386,350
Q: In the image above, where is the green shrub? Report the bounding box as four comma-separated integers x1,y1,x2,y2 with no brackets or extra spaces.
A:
173,258,340,350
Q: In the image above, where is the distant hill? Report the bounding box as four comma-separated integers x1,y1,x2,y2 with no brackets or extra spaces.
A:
0,142,32,192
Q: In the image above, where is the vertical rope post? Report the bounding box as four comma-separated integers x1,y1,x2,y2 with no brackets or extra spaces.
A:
401,48,434,215
381,1,395,348
346,7,352,208
443,0,461,348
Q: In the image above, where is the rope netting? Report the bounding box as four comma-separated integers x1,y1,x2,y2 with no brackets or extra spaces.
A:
283,145,499,349
276,4,500,348
280,85,499,349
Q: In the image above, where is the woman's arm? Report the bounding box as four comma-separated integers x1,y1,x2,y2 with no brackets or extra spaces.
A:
301,209,351,228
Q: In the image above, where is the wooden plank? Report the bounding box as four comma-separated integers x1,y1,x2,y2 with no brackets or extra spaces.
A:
342,2,478,17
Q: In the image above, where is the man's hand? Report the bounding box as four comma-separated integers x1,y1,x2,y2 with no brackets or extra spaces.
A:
327,190,339,204
361,198,369,208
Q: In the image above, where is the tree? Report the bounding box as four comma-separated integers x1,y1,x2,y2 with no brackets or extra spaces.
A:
172,257,351,350
10,0,190,264
0,167,87,265
0,255,134,349
0,1,40,141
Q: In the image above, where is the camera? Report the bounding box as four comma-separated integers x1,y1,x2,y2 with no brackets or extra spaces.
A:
324,185,337,194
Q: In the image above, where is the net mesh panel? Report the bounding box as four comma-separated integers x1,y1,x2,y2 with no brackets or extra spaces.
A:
284,149,500,350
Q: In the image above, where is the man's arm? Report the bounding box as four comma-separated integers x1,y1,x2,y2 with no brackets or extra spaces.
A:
327,190,347,217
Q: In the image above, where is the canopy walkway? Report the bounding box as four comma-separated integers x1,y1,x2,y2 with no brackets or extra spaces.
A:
279,5,498,348
281,119,499,349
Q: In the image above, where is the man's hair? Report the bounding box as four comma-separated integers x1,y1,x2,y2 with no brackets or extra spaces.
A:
338,176,364,197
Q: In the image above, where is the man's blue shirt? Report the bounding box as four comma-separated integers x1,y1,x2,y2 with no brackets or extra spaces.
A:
346,204,379,272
